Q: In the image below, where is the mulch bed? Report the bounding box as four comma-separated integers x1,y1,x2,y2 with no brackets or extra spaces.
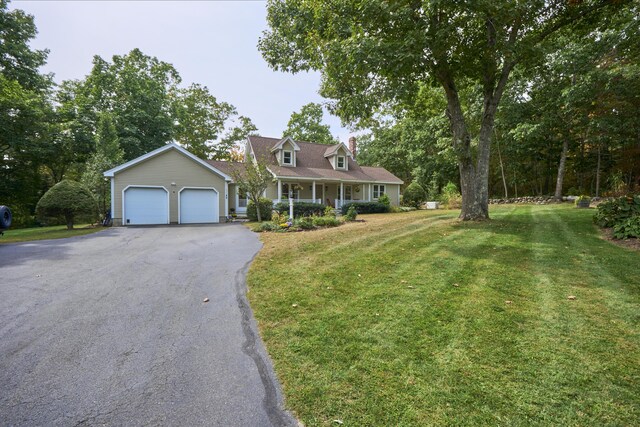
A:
601,228,640,252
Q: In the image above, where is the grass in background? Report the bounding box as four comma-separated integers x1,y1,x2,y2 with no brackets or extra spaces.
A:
0,224,104,244
247,205,640,426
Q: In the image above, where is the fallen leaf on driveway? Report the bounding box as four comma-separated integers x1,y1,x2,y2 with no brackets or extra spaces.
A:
203,297,210,303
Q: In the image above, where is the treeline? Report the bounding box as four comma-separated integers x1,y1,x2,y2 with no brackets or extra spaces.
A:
1,1,257,226
355,5,639,200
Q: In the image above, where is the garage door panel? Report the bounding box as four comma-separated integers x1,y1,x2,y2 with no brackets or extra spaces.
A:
180,189,219,224
124,187,168,225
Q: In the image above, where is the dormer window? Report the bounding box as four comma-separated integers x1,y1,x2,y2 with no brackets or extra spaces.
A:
283,150,293,165
337,156,345,169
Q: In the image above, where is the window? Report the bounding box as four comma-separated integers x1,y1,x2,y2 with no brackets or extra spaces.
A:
281,183,299,199
337,156,345,169
345,185,352,200
373,184,386,199
283,150,293,165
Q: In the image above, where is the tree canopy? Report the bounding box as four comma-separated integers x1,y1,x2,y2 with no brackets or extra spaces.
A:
260,0,630,219
283,102,337,144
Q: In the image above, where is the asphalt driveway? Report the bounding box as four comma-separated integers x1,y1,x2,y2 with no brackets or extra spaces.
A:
0,225,295,426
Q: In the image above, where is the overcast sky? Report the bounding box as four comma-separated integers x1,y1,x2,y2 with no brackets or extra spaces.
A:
11,0,352,143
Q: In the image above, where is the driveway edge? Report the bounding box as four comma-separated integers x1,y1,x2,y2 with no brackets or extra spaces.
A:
234,256,299,427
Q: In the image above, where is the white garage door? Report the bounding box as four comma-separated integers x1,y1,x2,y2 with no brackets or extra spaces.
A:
124,187,169,225
180,188,219,224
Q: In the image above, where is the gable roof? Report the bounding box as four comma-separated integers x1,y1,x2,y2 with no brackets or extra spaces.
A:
270,136,301,152
323,143,353,158
103,142,232,181
247,136,403,184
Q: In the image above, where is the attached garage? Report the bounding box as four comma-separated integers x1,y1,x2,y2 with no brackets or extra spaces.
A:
179,188,219,224
124,186,169,225
104,143,231,226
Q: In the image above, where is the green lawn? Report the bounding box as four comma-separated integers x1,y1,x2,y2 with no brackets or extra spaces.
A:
247,205,640,426
0,224,105,244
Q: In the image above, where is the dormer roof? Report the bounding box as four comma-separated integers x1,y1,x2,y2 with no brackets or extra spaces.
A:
270,136,301,153
323,143,353,158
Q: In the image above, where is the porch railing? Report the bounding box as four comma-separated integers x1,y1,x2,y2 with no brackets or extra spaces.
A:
273,198,322,205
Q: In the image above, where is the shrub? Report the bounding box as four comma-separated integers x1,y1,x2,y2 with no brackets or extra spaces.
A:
341,202,388,215
439,182,462,209
312,216,342,227
344,205,358,221
378,193,391,208
274,201,324,217
593,195,640,228
296,216,315,230
36,180,97,229
324,205,336,217
402,182,427,208
613,216,640,239
253,221,277,232
247,197,273,222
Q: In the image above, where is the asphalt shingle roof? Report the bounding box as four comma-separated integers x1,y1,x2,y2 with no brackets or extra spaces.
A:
247,136,403,184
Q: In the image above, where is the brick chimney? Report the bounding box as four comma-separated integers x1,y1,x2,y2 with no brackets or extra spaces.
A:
348,136,357,158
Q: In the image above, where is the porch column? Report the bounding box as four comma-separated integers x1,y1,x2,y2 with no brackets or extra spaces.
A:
277,178,282,200
312,180,316,203
340,181,344,207
225,181,229,217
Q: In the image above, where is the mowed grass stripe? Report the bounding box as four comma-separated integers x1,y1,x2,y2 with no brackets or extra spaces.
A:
247,206,640,426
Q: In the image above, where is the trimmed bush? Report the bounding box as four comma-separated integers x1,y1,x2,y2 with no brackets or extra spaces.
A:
274,201,325,217
402,182,427,208
312,216,342,227
247,197,273,222
36,180,97,229
341,202,389,215
378,193,391,208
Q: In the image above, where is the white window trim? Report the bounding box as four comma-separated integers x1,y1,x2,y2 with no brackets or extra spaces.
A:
373,184,386,200
283,150,293,165
337,155,346,169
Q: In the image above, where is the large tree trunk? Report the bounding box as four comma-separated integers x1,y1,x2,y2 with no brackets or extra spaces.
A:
437,42,514,220
554,139,569,201
440,73,486,220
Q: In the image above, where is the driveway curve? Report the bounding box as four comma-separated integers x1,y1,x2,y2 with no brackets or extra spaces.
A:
0,225,296,426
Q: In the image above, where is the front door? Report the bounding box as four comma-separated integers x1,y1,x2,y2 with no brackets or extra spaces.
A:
236,188,248,214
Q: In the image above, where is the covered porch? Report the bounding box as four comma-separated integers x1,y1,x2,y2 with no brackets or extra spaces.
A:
272,179,378,209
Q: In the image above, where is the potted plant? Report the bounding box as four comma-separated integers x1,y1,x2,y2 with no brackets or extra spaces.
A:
575,195,591,208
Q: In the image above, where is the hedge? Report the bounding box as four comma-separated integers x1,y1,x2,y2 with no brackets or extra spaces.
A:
341,202,389,215
274,201,325,217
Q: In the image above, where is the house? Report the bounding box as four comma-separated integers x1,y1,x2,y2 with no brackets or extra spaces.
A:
104,136,403,225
